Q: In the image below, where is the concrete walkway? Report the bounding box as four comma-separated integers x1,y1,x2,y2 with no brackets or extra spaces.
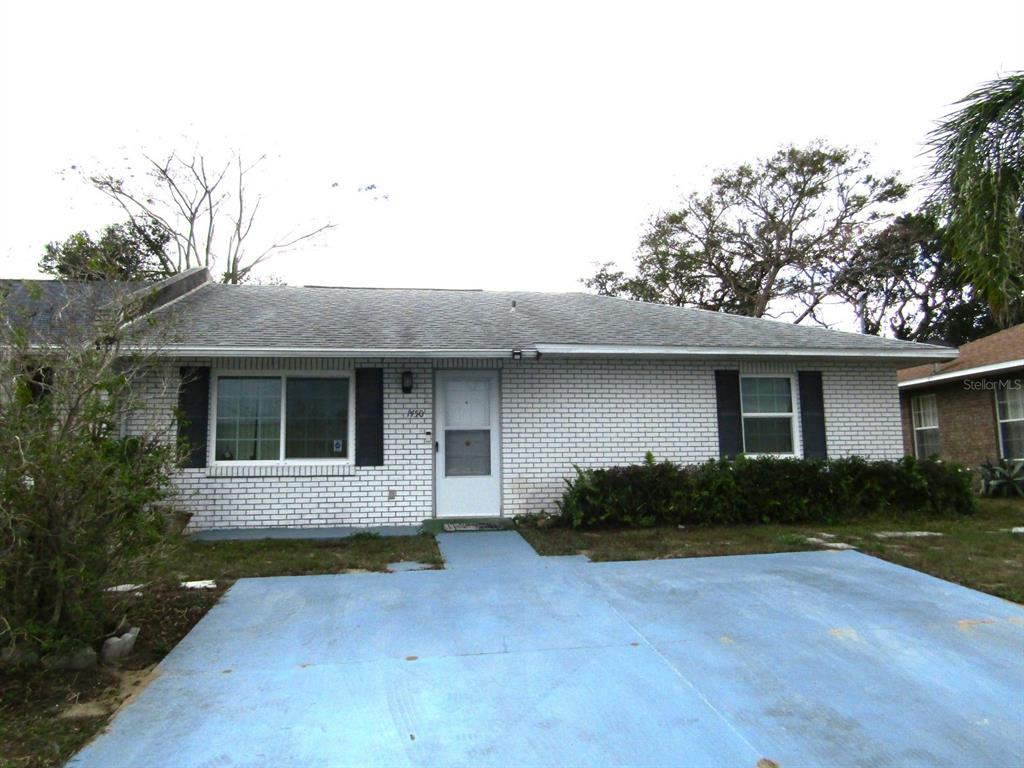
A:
436,530,542,568
71,532,1024,768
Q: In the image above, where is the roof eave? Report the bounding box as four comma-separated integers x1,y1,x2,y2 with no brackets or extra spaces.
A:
533,343,959,364
155,346,532,359
898,358,1024,389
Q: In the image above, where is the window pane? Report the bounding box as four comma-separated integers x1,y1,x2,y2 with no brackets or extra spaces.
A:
285,378,350,459
915,427,940,458
215,377,280,461
445,429,491,476
741,377,792,414
743,417,793,454
997,386,1024,422
1001,421,1024,460
911,394,938,429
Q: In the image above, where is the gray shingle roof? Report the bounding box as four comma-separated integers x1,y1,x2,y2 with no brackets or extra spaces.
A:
1,279,146,345
152,283,956,361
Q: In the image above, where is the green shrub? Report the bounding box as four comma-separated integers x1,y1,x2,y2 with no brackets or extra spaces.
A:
1,286,180,653
558,454,975,529
979,459,1024,498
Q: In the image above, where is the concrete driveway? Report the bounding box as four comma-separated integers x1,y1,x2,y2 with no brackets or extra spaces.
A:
71,532,1024,767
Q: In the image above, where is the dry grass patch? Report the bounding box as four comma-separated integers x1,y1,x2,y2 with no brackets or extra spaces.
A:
519,498,1024,603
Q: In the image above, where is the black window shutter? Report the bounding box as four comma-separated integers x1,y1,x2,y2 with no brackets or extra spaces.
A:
714,370,743,459
355,368,384,466
798,370,827,459
177,366,210,468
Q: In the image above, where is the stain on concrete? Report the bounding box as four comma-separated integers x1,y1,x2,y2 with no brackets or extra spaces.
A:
828,627,859,640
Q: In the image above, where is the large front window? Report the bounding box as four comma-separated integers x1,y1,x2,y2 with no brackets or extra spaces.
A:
214,375,351,462
740,376,795,455
911,393,940,458
996,385,1024,460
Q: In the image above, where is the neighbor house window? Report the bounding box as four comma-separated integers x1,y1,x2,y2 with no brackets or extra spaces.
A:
996,385,1024,460
740,376,795,455
214,375,352,462
910,393,940,458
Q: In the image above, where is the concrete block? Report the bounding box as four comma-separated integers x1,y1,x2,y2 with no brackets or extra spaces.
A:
101,627,140,664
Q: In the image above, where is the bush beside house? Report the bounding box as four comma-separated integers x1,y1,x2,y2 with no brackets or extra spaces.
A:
0,282,180,662
558,454,975,529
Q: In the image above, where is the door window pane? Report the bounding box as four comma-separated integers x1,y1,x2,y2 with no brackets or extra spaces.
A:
444,380,490,427
285,378,350,459
743,416,794,454
215,377,280,461
445,429,491,476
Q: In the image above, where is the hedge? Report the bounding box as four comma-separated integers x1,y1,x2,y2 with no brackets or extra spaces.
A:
557,453,975,528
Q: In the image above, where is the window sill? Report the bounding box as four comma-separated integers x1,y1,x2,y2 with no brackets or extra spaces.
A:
206,463,357,478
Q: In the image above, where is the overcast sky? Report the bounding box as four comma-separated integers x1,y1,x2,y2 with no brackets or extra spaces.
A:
1,0,1021,293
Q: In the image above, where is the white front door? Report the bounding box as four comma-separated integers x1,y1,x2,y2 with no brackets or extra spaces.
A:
435,370,501,518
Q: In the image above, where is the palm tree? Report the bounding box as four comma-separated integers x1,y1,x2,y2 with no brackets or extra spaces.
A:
928,72,1024,327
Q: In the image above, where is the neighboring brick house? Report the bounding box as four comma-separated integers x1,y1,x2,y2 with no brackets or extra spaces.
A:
898,324,1024,468
8,268,957,531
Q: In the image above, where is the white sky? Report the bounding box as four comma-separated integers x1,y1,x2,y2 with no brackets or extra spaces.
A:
1,0,1022,293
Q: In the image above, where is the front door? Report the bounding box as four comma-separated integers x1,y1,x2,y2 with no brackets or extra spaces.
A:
435,370,501,518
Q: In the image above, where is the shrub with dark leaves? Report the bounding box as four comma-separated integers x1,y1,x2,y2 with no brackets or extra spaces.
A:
558,453,975,529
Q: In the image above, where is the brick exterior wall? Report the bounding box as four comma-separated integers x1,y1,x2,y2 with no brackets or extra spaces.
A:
501,358,903,516
128,356,905,530
899,375,1017,468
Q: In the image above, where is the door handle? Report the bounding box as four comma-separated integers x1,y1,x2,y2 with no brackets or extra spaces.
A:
435,440,439,453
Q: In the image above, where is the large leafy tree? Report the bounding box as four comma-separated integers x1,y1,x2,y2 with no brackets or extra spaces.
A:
836,207,998,344
928,72,1024,327
39,218,175,281
587,143,907,324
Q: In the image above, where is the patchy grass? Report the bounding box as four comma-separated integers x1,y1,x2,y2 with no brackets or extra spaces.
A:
115,532,443,586
0,587,221,768
0,668,113,768
519,498,1024,604
1,533,442,768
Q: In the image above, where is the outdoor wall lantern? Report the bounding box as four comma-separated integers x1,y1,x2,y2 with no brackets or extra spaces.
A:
401,370,414,394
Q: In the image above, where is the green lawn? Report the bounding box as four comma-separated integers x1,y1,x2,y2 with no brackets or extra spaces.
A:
116,532,443,585
518,498,1024,604
0,533,441,768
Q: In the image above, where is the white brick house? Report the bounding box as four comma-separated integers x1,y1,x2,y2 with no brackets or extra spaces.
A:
17,268,959,531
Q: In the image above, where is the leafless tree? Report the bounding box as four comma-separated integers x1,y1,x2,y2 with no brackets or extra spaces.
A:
88,152,335,284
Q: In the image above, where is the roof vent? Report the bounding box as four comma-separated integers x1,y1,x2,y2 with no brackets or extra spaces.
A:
510,300,517,313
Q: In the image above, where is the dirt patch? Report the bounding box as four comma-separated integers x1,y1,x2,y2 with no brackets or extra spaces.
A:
54,664,160,722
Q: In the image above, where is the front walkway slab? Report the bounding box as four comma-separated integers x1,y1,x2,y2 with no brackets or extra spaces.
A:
436,530,541,568
70,537,1024,768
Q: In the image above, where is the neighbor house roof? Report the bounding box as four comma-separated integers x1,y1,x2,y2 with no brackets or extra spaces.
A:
144,281,958,363
898,323,1024,388
0,279,146,345
2,268,211,346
